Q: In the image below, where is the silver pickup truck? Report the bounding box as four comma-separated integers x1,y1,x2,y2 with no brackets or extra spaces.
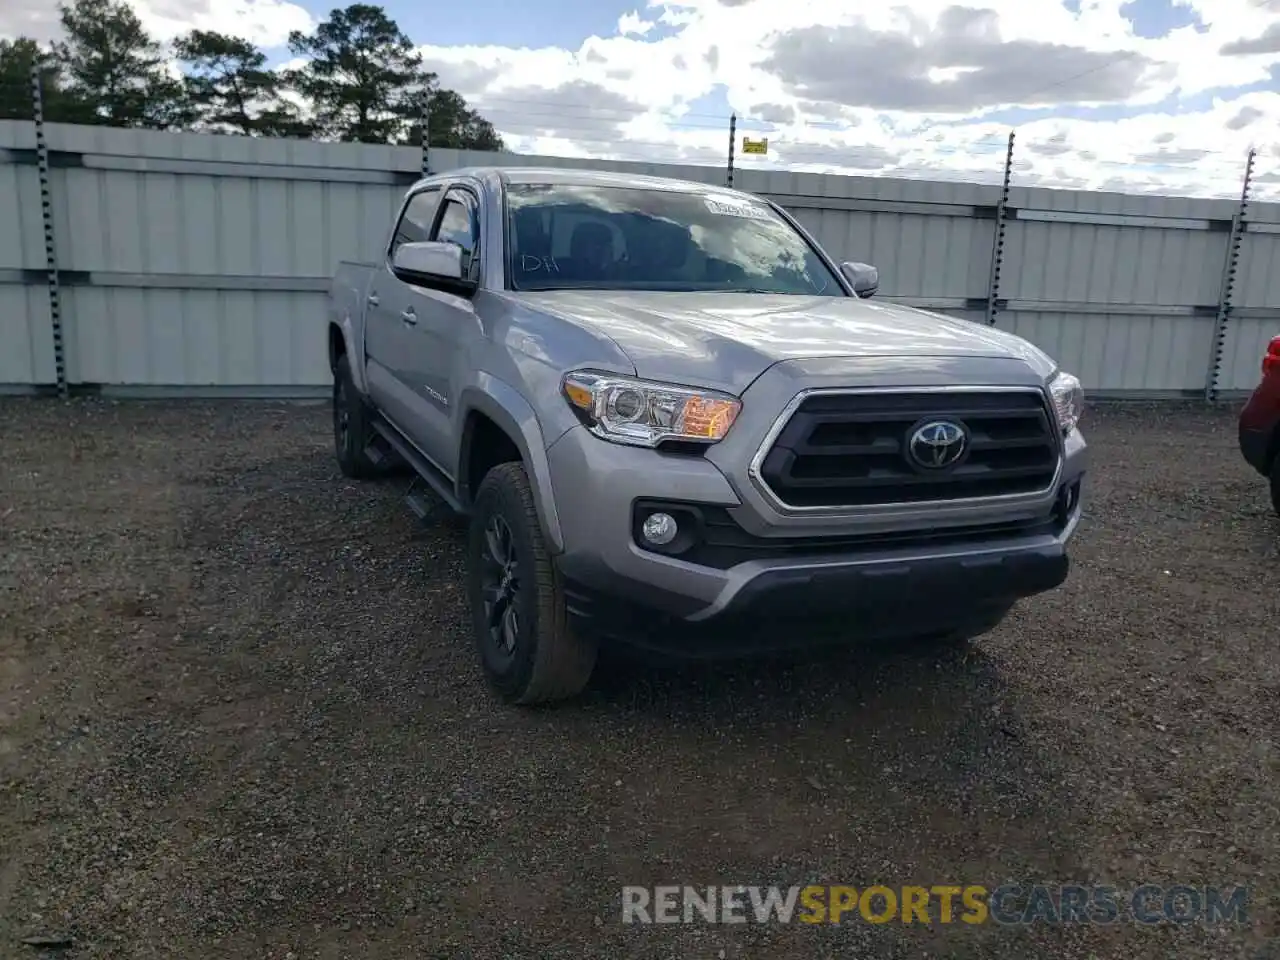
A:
327,167,1087,705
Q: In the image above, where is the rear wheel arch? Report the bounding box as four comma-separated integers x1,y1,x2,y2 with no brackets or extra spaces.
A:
328,322,346,373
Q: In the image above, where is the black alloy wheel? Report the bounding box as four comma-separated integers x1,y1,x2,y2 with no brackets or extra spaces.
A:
478,513,522,662
334,377,352,454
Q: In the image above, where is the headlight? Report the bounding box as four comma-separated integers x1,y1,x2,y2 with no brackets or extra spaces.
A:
561,371,741,447
1048,370,1084,434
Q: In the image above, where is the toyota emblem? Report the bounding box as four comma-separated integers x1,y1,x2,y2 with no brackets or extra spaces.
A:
907,420,968,469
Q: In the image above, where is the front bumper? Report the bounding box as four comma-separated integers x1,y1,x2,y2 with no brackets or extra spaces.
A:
545,410,1087,655
558,526,1074,657
1238,376,1279,475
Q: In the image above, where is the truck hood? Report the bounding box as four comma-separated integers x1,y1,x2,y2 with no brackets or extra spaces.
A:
518,290,1052,395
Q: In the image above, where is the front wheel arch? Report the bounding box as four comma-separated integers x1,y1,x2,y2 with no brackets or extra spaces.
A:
456,381,565,553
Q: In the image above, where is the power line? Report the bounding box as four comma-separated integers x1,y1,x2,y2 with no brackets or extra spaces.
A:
1017,50,1142,103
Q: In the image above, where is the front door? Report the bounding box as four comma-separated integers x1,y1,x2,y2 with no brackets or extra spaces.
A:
363,185,442,441
399,185,483,475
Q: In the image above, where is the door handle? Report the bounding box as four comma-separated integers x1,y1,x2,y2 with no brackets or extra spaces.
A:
366,293,380,307
400,308,417,325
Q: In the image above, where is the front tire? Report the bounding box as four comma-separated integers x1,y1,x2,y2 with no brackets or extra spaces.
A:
466,462,596,705
1270,453,1280,518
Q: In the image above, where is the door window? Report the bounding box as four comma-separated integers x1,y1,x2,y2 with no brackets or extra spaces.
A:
390,187,442,256
432,191,480,280
435,198,477,256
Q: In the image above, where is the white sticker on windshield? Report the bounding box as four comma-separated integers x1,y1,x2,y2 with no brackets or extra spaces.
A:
704,196,772,220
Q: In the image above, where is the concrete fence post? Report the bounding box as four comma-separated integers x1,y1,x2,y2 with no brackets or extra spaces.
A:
1205,148,1255,401
30,66,67,398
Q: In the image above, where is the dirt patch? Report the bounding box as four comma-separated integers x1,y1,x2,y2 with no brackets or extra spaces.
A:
0,397,1276,959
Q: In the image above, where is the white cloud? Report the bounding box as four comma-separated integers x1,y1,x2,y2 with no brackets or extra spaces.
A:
6,0,1279,200
415,0,1280,199
617,10,656,36
137,0,313,46
0,0,312,48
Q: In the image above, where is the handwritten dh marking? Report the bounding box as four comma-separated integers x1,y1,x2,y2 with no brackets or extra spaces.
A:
520,255,561,272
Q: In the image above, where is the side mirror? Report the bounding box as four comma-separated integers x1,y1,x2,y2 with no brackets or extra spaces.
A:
840,261,879,299
392,240,476,294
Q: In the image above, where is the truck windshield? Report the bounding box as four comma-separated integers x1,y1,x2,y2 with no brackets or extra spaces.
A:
505,182,845,296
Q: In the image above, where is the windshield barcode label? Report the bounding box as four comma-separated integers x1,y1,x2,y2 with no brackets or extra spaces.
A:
704,197,772,220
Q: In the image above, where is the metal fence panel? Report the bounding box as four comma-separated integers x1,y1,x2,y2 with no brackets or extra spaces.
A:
37,123,406,388
994,185,1243,393
784,211,993,305
1220,209,1280,392
0,285,56,388
1001,218,1225,308
3,123,1280,396
999,309,1214,395
0,120,57,388
60,287,329,387
1217,317,1276,393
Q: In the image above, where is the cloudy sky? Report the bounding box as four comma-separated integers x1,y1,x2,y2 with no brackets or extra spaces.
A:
4,0,1280,198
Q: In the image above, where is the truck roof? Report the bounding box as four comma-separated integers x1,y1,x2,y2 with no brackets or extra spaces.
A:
424,165,756,199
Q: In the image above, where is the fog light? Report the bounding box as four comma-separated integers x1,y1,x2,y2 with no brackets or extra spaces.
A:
641,512,679,546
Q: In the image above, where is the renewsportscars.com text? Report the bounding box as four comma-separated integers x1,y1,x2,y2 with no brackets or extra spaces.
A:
621,884,1250,926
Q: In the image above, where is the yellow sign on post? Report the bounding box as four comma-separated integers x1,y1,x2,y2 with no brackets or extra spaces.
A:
742,137,768,155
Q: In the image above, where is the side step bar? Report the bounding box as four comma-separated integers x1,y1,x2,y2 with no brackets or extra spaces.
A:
405,487,435,521
368,414,467,516
361,441,391,469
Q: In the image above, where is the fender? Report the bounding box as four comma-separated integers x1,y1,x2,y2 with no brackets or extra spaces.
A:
337,312,371,398
458,374,565,553
328,270,375,398
329,321,354,391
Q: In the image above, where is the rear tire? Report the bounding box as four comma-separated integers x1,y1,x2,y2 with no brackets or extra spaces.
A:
466,462,596,705
333,354,381,480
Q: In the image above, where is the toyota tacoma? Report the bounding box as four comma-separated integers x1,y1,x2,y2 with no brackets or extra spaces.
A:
326,167,1088,704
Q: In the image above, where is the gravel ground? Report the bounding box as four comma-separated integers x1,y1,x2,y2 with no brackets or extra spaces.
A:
0,397,1277,960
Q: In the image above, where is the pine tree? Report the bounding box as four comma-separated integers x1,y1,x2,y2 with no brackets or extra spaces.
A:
175,30,310,136
0,38,95,123
286,4,422,143
55,0,189,128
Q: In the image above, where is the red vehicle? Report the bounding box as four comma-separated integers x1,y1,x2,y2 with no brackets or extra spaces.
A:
1239,334,1280,516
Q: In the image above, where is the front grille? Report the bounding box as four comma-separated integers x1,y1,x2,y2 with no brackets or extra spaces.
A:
756,389,1060,508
